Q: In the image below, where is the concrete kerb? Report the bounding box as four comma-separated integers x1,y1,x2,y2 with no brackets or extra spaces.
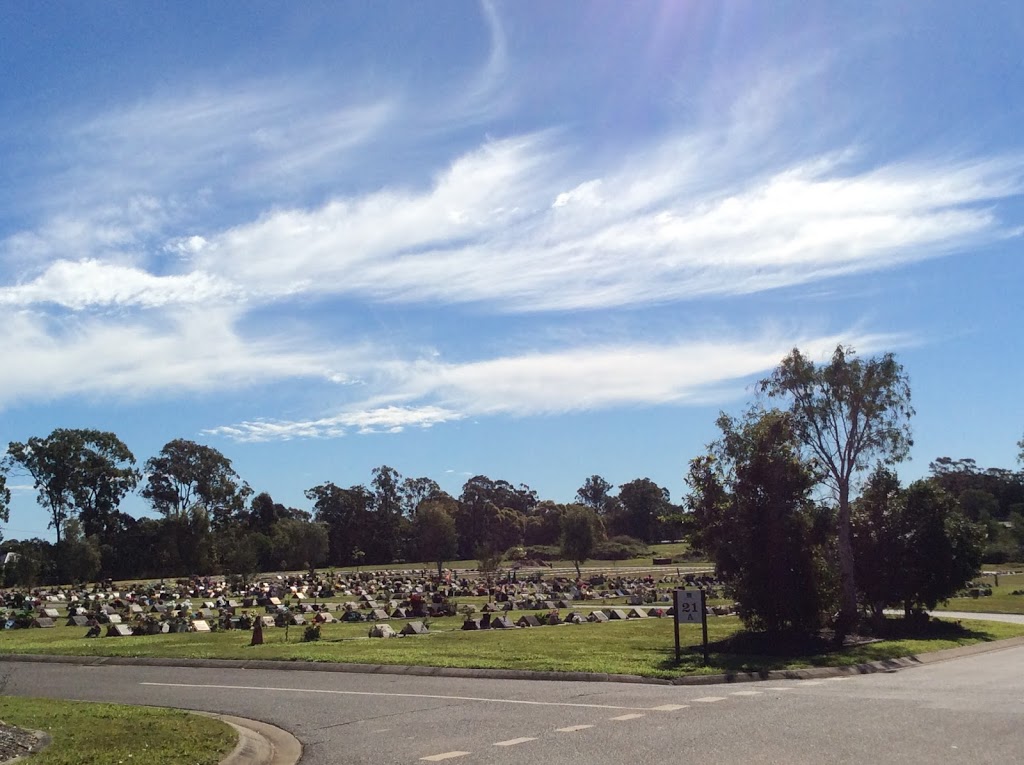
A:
194,712,302,765
5,633,1024,688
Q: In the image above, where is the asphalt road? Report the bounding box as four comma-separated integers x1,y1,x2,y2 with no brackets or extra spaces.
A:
2,645,1023,764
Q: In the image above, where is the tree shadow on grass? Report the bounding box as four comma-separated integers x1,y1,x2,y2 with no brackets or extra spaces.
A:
656,617,996,675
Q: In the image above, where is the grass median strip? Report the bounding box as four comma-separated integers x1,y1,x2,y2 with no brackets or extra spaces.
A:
3,615,1022,679
0,697,236,765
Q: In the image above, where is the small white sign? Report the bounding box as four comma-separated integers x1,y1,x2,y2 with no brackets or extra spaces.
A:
675,590,704,623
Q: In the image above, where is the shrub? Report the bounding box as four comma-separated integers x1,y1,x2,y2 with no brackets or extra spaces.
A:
522,545,561,561
302,624,321,642
593,536,649,560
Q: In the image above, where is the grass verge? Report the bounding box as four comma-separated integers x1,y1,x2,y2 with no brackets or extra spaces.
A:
934,571,1024,614
0,697,236,765
3,614,1020,680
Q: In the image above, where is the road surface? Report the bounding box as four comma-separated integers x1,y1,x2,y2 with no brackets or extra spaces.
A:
2,644,1023,764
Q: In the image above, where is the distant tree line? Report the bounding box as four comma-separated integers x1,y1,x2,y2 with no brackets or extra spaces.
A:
0,430,683,587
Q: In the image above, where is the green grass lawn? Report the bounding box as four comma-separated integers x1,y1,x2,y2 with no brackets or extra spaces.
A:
0,697,236,765
935,571,1024,614
237,542,711,578
3,613,1020,680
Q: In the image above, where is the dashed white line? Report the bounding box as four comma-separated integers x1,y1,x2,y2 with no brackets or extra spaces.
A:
421,752,471,762
139,682,653,711
799,680,825,686
692,696,727,703
609,713,645,721
556,725,595,733
729,690,764,696
494,737,537,747
649,704,689,711
762,687,794,691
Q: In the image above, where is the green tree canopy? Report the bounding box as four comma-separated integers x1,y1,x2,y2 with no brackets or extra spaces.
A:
851,466,905,621
760,345,913,637
900,480,984,613
0,468,10,543
270,518,329,572
853,468,984,619
560,504,601,578
413,497,459,576
616,478,670,543
5,428,139,545
687,409,834,634
455,475,531,558
141,439,250,530
575,475,619,516
306,482,374,566
399,476,444,517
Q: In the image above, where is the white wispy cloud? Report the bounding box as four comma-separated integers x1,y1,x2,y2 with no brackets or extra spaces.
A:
5,61,1020,316
197,133,552,296
1,82,394,272
207,329,908,441
0,259,238,309
0,196,173,270
62,83,394,202
205,405,463,442
443,0,513,124
186,139,1021,312
0,306,348,408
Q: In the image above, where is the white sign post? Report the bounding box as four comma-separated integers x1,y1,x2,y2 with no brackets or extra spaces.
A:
673,588,709,665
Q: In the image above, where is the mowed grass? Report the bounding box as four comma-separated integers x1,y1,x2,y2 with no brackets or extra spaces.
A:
0,697,236,765
935,571,1024,614
3,613,1020,679
236,541,710,578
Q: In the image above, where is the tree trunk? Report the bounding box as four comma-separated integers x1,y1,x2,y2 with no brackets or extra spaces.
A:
835,482,859,642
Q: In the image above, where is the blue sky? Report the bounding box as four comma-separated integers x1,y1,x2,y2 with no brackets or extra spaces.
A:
2,1,1023,540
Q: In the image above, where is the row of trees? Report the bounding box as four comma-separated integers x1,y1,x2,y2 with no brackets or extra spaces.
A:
0,429,679,585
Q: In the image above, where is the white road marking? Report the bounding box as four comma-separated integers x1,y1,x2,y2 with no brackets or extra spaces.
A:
826,676,852,681
610,713,645,721
692,696,727,703
800,680,825,686
556,725,595,733
139,682,653,711
729,690,763,696
421,752,471,762
494,738,537,747
762,687,794,691
649,704,689,711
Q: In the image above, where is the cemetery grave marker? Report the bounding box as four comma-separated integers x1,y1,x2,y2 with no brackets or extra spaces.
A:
400,620,429,635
